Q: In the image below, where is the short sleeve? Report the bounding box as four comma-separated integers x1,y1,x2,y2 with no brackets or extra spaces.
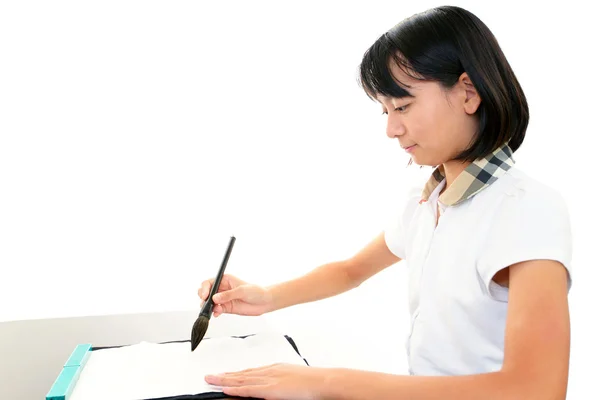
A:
384,186,421,260
477,183,573,301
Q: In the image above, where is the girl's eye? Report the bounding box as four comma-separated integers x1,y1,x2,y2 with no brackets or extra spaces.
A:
381,105,409,115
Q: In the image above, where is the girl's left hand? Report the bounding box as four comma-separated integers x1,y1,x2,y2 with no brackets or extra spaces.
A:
205,363,328,400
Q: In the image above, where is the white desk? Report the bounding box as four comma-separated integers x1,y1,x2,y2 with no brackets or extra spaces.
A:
0,307,408,399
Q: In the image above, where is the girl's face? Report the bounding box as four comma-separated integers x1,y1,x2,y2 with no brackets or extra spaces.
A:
377,62,482,167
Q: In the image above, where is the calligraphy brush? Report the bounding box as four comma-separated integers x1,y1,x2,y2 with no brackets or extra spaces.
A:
190,235,236,351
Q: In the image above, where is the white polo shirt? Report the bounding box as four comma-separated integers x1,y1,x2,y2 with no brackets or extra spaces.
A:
384,145,573,376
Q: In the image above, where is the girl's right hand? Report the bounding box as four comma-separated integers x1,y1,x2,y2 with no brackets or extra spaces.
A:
197,274,273,317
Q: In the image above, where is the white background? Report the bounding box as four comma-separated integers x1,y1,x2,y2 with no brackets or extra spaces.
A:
1,0,598,398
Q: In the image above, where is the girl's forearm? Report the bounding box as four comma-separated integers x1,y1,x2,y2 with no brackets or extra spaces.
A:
323,368,547,400
265,261,357,312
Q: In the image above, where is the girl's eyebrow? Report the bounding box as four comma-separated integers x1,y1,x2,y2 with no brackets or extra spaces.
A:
375,91,415,104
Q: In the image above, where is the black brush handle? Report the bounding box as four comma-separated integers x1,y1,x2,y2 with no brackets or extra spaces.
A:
200,235,236,318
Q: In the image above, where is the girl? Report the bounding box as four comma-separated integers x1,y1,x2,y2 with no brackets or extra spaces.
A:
199,5,572,399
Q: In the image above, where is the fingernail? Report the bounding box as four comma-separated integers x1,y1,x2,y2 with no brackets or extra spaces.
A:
213,294,221,302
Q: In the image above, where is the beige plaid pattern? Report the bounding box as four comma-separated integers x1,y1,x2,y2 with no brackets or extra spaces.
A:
421,144,515,207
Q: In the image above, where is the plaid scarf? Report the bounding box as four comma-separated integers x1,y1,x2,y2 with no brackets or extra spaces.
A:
421,144,515,207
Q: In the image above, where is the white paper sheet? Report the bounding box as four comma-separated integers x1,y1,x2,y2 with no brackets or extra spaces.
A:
70,333,307,400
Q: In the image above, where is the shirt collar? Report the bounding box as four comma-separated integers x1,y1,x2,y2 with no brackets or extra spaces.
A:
421,143,515,207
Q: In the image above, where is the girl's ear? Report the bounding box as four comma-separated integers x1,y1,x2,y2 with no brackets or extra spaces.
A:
459,72,481,115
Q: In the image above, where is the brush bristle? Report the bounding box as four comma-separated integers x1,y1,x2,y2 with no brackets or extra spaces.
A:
190,315,209,351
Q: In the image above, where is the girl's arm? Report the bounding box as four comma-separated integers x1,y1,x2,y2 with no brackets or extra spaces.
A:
266,232,400,312
325,259,571,400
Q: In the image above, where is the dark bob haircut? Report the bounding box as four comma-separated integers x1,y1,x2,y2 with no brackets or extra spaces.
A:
358,6,529,162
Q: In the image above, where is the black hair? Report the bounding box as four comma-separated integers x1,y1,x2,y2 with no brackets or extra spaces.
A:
358,5,529,162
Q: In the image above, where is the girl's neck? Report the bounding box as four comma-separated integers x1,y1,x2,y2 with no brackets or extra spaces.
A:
440,160,470,192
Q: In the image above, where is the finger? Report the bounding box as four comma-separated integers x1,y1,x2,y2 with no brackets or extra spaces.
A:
212,305,223,317
220,301,235,315
205,374,266,387
213,274,232,292
222,385,271,399
213,286,245,304
199,279,215,300
220,364,274,375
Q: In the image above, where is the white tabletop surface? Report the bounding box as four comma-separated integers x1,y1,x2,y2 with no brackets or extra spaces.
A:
0,306,408,399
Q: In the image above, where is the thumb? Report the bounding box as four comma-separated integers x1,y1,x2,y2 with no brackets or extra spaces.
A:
212,286,246,304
